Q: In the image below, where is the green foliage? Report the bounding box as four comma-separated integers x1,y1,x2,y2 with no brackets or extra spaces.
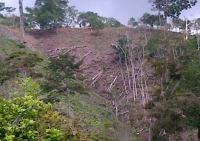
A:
0,51,43,84
104,17,122,27
0,2,15,18
181,57,200,94
149,0,197,19
172,18,185,29
78,11,106,33
144,101,155,109
91,19,104,34
152,61,166,77
128,17,138,27
78,11,99,27
183,104,200,128
0,95,91,140
0,78,93,140
0,14,20,27
64,6,78,28
140,13,159,27
42,53,84,102
146,34,200,139
115,35,130,63
13,77,41,98
43,128,63,141
25,0,74,30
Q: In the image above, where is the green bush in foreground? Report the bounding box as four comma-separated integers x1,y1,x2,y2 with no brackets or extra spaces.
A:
0,95,92,141
0,77,91,141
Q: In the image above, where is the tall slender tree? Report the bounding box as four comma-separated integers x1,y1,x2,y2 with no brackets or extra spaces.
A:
19,0,24,37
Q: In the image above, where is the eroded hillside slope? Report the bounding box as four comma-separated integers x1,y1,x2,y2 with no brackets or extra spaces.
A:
1,25,199,140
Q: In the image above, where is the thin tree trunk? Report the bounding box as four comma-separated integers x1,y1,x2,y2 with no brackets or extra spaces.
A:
158,11,161,29
19,0,24,38
54,19,58,33
185,18,188,40
197,35,200,50
130,51,137,100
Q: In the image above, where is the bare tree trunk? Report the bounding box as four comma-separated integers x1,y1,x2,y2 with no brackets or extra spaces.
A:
197,35,200,50
158,11,162,29
185,18,192,40
19,0,24,38
54,19,58,33
198,126,200,139
130,51,137,100
164,0,169,28
185,18,188,40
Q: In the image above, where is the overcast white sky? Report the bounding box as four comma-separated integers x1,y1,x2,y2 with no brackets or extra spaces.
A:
1,0,200,25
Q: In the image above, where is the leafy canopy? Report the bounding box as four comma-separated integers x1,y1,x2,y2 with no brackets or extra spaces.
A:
78,11,105,33
104,17,122,27
25,0,69,30
128,17,138,27
140,13,159,27
149,0,197,18
0,77,90,141
0,2,15,18
42,53,84,102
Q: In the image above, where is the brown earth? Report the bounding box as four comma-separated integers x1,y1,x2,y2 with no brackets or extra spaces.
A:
0,25,154,97
1,25,198,140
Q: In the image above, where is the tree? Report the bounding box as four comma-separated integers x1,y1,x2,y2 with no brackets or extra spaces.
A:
42,53,84,116
149,0,197,25
194,18,200,49
25,0,69,32
140,13,159,27
0,2,15,18
0,77,91,140
128,17,138,27
78,11,99,27
0,14,20,27
19,0,24,37
64,6,78,27
172,17,184,30
104,17,122,27
92,19,104,34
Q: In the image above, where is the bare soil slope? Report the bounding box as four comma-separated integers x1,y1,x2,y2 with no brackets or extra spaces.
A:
1,25,197,140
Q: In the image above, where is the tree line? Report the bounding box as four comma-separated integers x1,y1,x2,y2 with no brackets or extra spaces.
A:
0,0,199,35
0,0,124,34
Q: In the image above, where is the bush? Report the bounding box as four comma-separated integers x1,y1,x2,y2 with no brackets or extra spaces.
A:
0,78,91,140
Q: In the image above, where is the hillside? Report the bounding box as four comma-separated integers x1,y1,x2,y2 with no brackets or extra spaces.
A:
0,25,200,140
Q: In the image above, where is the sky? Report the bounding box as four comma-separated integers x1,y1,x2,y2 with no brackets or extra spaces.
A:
1,0,200,25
